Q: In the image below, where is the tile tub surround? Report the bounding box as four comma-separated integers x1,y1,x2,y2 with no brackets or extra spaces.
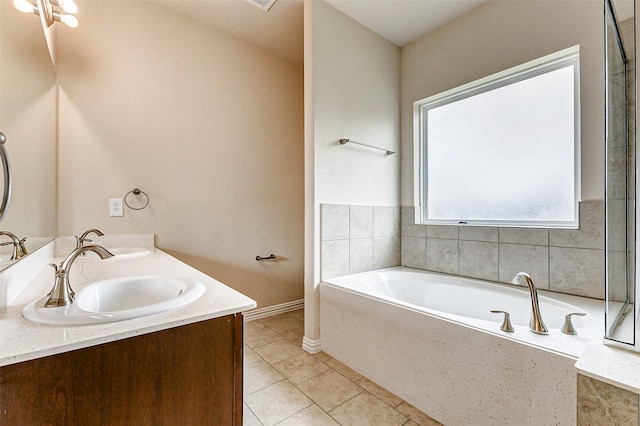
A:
400,200,605,299
321,204,401,279
577,374,639,425
244,310,441,426
0,236,256,366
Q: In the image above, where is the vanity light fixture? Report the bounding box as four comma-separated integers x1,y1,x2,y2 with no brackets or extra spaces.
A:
13,0,78,28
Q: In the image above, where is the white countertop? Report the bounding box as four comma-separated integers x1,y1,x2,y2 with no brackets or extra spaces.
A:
0,239,256,367
575,343,640,394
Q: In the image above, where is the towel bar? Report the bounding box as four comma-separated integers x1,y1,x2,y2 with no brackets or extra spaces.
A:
256,254,277,261
339,138,395,155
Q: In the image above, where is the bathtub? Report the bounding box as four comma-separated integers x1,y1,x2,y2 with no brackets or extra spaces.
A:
320,267,604,425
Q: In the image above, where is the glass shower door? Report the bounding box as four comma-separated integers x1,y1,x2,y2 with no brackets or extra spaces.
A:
605,0,636,346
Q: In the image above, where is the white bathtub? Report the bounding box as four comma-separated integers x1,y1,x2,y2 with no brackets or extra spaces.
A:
320,267,604,425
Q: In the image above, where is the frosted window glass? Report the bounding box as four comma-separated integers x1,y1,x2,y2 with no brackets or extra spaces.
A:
424,64,577,225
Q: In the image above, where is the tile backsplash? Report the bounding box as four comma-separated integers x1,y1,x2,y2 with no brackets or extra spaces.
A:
321,204,400,279
321,201,605,300
401,200,605,299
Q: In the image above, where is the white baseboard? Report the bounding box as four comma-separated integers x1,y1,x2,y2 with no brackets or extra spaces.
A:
243,299,304,322
302,336,322,354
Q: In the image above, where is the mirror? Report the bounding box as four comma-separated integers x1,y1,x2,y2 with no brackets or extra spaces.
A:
0,1,57,268
605,0,636,345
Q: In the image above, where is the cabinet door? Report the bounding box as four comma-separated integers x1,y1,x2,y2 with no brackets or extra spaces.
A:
0,314,243,425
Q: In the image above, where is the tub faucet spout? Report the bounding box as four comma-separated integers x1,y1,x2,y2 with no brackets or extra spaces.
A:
511,272,548,335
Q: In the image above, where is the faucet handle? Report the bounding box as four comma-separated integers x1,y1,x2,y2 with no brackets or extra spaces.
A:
49,263,65,274
561,312,586,335
490,310,515,332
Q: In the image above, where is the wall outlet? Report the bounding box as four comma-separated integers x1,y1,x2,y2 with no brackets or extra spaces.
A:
109,198,124,217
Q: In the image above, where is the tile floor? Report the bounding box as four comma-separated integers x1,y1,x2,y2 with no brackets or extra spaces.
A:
243,309,442,426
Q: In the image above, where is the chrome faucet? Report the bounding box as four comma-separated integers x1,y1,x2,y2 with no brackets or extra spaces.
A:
77,228,104,249
0,230,27,260
44,244,114,307
511,272,548,335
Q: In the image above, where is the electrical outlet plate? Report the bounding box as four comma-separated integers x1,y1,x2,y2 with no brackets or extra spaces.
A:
109,198,124,217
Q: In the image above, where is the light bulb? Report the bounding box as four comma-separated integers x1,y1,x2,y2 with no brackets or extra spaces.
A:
13,0,34,14
53,11,78,28
60,0,77,14
59,13,78,28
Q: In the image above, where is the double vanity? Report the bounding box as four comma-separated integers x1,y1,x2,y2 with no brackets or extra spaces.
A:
0,234,256,425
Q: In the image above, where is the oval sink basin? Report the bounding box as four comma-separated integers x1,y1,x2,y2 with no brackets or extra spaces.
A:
23,276,205,326
79,247,152,261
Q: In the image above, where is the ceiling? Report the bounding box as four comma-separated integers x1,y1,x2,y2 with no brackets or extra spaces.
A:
324,0,486,47
156,0,304,64
155,0,488,65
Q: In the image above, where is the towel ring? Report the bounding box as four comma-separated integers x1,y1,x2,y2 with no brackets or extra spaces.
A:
124,188,149,210
0,132,12,221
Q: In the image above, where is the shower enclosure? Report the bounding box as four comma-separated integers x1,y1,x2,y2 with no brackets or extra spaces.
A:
605,0,637,348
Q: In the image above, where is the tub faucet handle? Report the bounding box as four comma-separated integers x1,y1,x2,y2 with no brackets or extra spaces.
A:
561,312,586,335
490,310,514,333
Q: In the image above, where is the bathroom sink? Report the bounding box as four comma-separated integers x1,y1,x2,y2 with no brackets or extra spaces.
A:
79,247,152,260
22,276,205,326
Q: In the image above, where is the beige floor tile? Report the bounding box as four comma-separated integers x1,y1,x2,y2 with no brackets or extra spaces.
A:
245,321,283,348
324,358,363,382
273,353,331,385
243,403,261,426
245,380,313,426
261,315,304,334
283,309,304,321
297,370,363,412
313,351,333,363
259,312,290,322
396,402,443,426
244,345,262,367
245,360,285,395
254,339,306,365
244,319,265,333
276,404,340,426
244,311,441,426
330,392,408,426
357,377,403,408
280,325,304,345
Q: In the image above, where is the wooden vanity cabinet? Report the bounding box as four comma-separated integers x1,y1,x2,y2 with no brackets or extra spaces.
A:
0,313,244,425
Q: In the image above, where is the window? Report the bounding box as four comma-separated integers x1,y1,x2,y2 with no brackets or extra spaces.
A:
414,46,580,228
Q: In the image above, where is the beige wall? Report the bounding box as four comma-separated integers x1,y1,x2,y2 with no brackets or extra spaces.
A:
400,0,604,205
304,0,400,348
56,1,304,308
0,1,57,238
306,0,605,348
